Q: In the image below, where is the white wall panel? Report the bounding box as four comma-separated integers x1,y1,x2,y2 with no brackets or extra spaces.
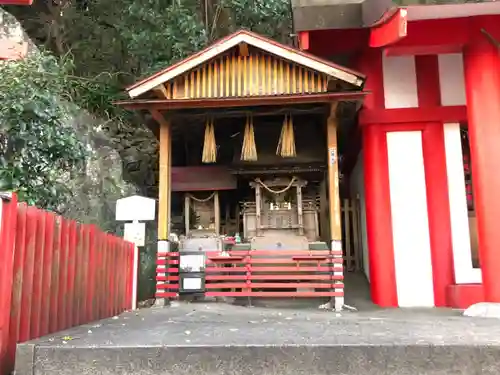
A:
387,131,434,307
382,55,419,109
438,54,466,106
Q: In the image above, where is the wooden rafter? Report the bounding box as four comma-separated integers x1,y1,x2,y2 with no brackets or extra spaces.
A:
147,50,336,100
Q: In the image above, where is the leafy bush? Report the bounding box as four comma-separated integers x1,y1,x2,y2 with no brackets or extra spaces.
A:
0,52,87,210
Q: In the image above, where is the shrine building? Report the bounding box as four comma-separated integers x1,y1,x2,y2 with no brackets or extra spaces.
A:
117,0,500,309
294,0,500,308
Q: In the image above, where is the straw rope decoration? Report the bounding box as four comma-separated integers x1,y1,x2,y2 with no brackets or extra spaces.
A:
241,114,257,161
202,118,217,163
276,114,296,157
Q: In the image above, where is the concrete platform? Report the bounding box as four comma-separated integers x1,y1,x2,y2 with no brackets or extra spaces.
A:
15,302,500,375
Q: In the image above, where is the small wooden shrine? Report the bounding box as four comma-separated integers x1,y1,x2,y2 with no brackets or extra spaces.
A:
116,29,367,301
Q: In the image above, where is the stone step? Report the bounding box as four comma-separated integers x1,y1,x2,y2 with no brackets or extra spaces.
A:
14,303,500,375
16,343,500,375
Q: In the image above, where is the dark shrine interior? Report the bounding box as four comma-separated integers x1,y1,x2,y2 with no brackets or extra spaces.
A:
140,100,361,235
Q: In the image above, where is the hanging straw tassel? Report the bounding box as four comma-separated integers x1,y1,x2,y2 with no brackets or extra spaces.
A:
241,115,257,161
276,114,296,157
202,118,217,163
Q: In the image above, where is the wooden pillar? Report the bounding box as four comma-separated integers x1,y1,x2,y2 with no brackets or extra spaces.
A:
326,101,344,311
151,110,172,306
152,110,172,241
327,102,342,249
167,127,172,237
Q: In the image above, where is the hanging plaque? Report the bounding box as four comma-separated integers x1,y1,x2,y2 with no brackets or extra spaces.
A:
124,222,146,247
329,147,337,166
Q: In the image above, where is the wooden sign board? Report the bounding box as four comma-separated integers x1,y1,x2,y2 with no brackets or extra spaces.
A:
116,195,156,222
124,222,146,247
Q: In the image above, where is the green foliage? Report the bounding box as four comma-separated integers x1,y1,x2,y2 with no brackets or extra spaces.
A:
118,0,209,75
2,0,292,300
2,0,293,209
0,52,88,209
226,0,292,40
9,0,292,85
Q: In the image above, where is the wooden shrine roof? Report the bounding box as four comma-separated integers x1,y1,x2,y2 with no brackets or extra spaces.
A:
122,29,366,104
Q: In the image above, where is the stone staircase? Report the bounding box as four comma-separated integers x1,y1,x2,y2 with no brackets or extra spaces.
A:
14,303,500,375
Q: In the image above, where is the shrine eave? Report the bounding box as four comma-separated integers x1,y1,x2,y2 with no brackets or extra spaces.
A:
294,0,500,33
406,2,500,22
114,91,368,111
125,29,366,99
369,2,500,52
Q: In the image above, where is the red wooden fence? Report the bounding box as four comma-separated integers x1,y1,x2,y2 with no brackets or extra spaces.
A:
156,249,345,309
204,250,344,297
0,193,135,374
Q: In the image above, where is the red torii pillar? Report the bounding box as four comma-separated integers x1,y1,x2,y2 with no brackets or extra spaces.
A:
463,18,500,302
357,49,399,308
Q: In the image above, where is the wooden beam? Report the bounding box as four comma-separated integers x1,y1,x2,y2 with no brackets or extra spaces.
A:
359,105,467,126
326,102,342,251
115,91,367,111
170,104,327,121
151,110,172,240
238,42,249,57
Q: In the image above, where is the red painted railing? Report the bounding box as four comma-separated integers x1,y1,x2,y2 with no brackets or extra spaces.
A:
155,249,344,302
156,251,180,299
205,250,344,297
0,194,135,374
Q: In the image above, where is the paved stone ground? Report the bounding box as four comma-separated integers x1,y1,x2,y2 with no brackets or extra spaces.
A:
21,302,500,348
15,302,500,375
15,274,500,374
